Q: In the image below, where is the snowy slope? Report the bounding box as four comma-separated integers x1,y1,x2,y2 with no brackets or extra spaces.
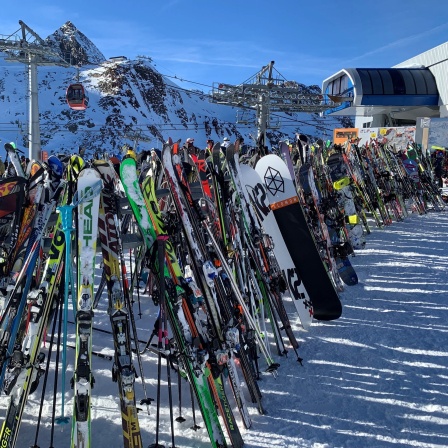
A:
4,209,448,448
0,22,350,158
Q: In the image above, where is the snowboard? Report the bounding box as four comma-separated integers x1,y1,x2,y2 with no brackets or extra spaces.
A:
327,151,366,249
335,256,358,286
301,162,346,291
239,163,314,329
255,154,342,321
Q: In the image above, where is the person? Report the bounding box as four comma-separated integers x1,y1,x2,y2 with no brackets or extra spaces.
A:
148,149,162,178
183,138,199,157
221,136,231,150
236,136,246,153
205,139,214,155
295,133,310,165
181,138,199,178
122,144,137,162
109,154,121,176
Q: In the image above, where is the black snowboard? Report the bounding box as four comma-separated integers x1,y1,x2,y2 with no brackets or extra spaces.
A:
256,154,342,320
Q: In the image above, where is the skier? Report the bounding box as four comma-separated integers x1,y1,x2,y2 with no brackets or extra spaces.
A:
221,136,231,151
183,137,199,157
121,144,137,161
182,138,199,179
205,139,214,156
236,136,247,155
148,148,162,178
108,154,120,175
295,133,310,165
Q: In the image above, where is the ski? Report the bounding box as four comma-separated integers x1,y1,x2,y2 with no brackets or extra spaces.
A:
120,154,228,448
70,167,102,448
165,142,269,416
94,159,143,448
0,158,73,448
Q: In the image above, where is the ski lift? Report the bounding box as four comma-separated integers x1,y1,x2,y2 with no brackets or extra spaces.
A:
66,83,89,110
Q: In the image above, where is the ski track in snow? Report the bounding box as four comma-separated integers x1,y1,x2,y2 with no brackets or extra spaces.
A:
2,210,448,447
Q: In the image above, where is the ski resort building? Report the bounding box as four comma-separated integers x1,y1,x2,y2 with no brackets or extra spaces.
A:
321,41,448,131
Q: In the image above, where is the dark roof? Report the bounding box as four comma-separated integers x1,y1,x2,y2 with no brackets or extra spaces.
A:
346,68,438,96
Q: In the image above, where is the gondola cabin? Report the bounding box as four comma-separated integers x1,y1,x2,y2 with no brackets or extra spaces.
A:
66,83,89,110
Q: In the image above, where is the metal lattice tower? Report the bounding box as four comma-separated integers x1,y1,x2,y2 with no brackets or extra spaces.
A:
124,130,153,152
211,61,332,144
0,20,69,161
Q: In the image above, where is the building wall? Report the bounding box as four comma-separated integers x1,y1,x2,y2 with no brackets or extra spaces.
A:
394,41,448,117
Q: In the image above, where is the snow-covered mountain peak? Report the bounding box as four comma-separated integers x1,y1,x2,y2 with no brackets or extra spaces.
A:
0,22,351,157
45,21,106,66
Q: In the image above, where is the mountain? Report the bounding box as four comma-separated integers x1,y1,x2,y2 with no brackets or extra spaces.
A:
45,21,106,66
0,22,352,158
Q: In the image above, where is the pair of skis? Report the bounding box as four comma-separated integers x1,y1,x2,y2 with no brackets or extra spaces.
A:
120,154,229,447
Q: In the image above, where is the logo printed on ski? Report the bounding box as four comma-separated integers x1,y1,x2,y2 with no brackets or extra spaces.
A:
68,155,85,181
283,267,312,313
1,426,12,444
48,229,64,262
270,196,299,210
264,166,284,195
217,379,235,431
82,198,93,246
247,183,270,219
0,180,19,196
99,212,119,278
141,178,181,275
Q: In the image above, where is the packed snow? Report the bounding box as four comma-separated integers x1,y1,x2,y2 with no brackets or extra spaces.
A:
3,209,448,448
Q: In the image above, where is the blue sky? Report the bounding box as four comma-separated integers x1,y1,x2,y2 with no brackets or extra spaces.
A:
1,0,448,91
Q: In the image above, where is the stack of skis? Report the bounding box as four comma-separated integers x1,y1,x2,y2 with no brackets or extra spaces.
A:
0,136,443,447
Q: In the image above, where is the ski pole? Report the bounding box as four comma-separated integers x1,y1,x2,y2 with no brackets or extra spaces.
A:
203,222,279,373
30,286,62,448
55,204,74,425
150,236,169,448
175,367,186,423
114,214,153,414
159,236,176,448
50,281,64,442
189,381,201,431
